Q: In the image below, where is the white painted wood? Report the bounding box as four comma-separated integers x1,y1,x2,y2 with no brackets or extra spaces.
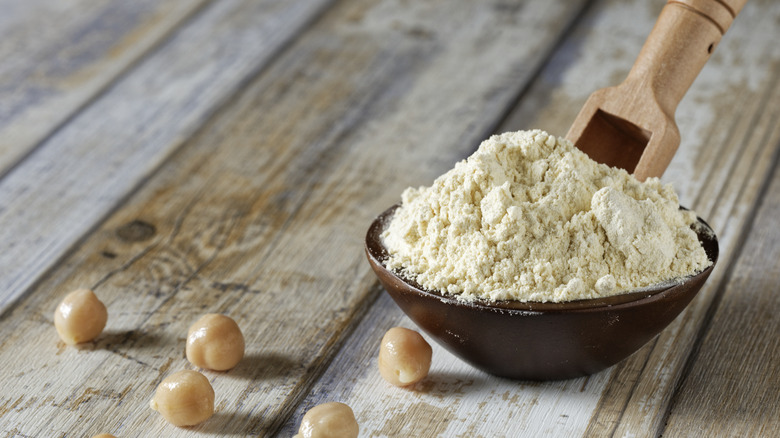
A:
286,0,779,436
663,133,780,437
0,0,207,174
499,0,780,435
280,293,611,437
0,0,591,435
604,1,780,435
0,0,777,436
0,0,335,314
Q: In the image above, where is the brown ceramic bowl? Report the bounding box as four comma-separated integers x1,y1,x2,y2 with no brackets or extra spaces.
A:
365,205,718,380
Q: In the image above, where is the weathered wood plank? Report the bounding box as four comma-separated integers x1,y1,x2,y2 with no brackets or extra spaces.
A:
0,0,208,174
287,0,769,435
603,2,780,435
496,0,780,435
0,0,589,436
280,292,611,437
2,0,777,436
662,136,780,437
0,0,335,314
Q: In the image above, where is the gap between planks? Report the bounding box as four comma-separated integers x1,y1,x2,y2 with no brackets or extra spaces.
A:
0,0,592,435
496,0,780,436
0,0,210,177
0,0,338,316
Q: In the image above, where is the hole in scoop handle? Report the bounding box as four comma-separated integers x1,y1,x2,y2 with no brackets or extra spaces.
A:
626,0,748,118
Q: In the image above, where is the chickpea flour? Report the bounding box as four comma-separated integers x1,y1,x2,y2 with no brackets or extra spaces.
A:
382,130,711,303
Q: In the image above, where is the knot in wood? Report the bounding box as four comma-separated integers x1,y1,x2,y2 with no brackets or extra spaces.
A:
116,220,156,242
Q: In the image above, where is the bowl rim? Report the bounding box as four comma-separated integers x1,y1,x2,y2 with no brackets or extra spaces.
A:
366,204,719,314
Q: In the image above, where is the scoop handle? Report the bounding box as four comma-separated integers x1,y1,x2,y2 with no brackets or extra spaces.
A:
625,0,748,117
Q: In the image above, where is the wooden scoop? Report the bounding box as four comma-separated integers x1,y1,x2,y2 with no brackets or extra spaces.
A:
566,0,748,181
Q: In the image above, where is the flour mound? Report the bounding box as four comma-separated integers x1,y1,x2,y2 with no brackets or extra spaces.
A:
382,130,711,303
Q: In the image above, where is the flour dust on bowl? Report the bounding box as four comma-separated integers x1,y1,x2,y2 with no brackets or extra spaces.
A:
366,205,718,380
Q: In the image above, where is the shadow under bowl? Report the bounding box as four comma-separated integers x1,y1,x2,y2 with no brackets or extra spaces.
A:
365,205,718,380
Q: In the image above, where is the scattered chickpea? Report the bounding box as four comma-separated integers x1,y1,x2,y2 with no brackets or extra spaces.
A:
150,370,214,427
295,402,359,438
186,314,245,371
378,327,432,386
53,289,108,345
91,434,117,438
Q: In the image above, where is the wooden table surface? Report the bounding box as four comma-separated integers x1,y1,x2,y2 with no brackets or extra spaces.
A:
1,0,778,436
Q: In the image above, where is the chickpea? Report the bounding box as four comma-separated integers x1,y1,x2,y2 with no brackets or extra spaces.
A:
378,327,432,386
91,434,117,438
296,402,359,438
53,289,108,345
150,370,214,427
186,314,244,371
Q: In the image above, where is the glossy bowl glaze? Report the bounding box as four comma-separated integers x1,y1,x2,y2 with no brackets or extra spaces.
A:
365,205,718,380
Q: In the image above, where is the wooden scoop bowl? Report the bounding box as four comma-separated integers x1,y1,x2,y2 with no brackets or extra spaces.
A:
567,0,748,181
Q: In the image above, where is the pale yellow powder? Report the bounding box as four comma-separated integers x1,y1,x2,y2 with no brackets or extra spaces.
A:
382,130,711,303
